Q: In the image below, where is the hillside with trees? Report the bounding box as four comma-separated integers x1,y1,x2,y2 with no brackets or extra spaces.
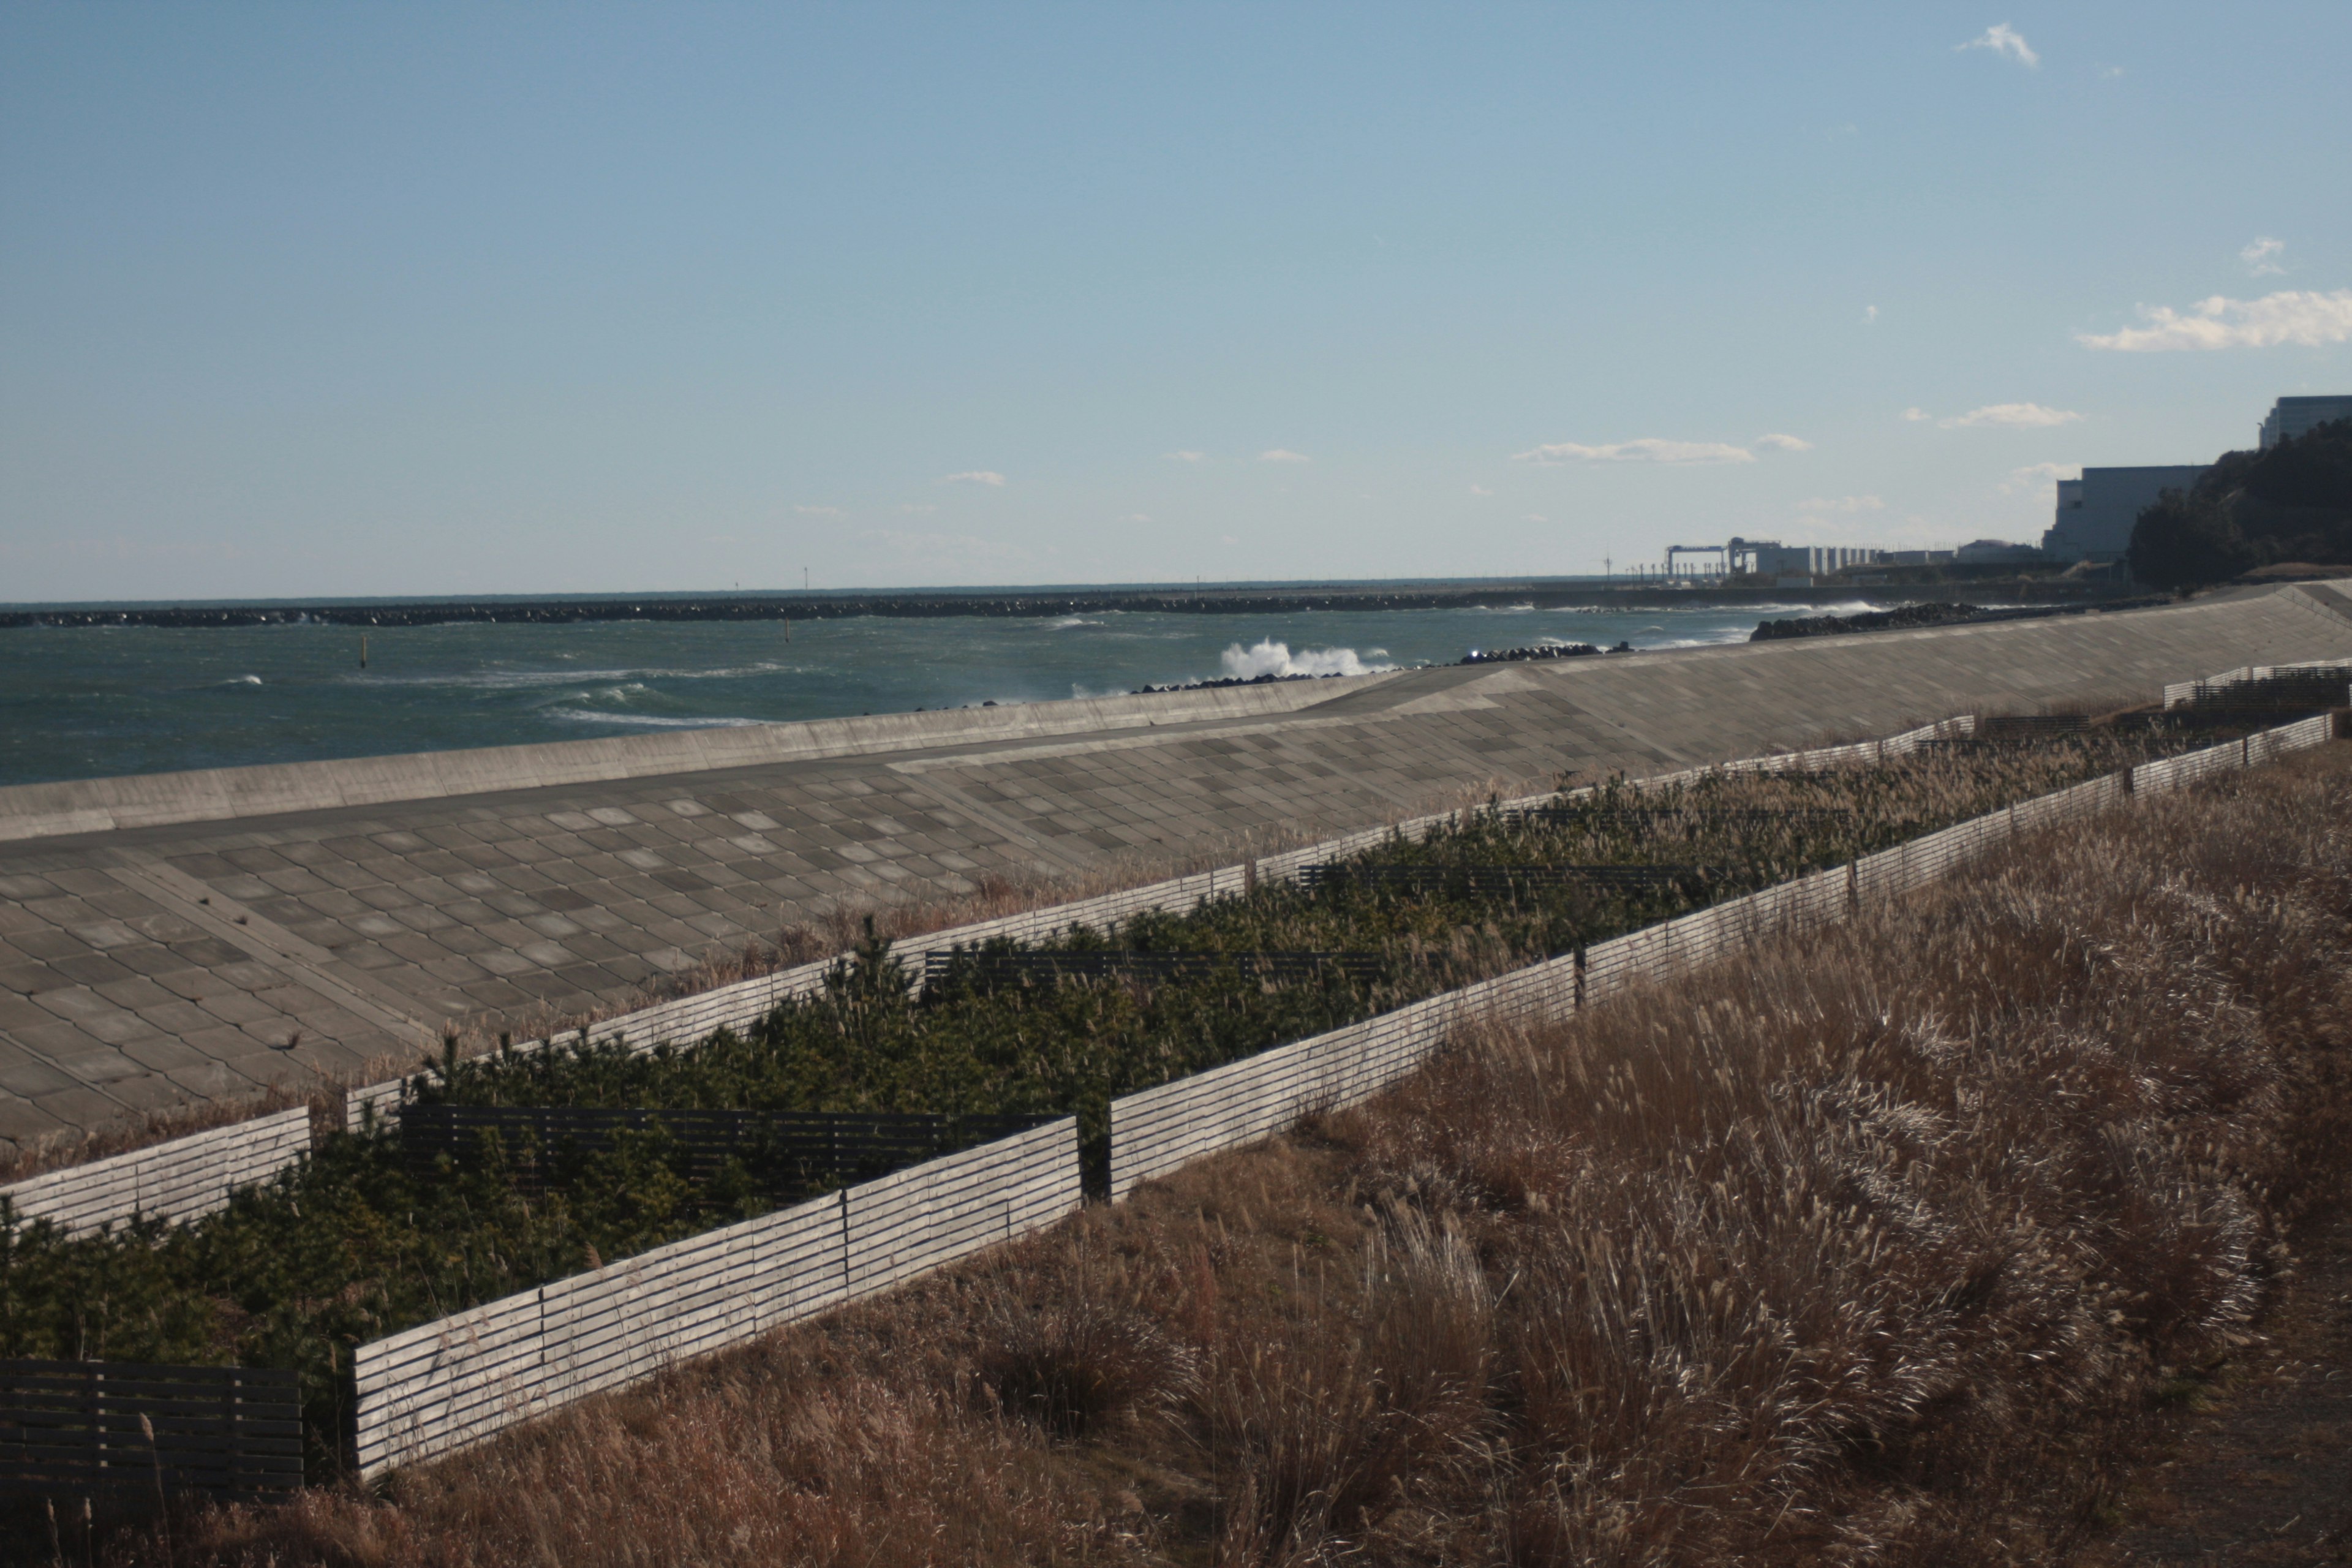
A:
2128,417,2352,590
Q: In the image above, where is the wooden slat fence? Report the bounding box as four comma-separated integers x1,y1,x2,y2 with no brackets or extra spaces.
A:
0,1359,302,1501
2163,660,2352,709
0,1107,310,1239
351,1116,1078,1478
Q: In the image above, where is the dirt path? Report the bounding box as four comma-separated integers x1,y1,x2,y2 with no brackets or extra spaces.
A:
2095,1204,2352,1566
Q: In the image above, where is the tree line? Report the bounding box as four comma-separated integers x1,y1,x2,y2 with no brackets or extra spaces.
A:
2128,416,2352,590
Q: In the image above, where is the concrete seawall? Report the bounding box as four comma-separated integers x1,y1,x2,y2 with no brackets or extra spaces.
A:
4,580,2350,1153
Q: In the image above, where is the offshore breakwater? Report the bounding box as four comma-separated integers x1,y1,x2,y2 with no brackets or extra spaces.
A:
0,573,2131,631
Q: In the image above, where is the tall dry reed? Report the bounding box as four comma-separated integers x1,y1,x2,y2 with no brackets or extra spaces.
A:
93,750,2352,1567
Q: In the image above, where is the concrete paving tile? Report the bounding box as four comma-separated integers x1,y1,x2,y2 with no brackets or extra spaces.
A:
0,992,59,1031
79,1012,168,1049
0,1055,84,1098
93,974,179,1012
198,993,281,1027
377,932,449,967
33,986,116,1023
53,1044,149,1085
119,1035,220,1074
0,962,58,996
135,999,225,1036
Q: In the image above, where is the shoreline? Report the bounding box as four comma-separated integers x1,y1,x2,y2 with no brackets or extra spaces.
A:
0,575,2134,630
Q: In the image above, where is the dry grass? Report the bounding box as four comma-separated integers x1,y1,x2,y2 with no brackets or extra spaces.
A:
73,746,2352,1567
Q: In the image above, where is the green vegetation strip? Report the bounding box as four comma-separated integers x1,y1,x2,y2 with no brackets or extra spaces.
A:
0,727,2256,1476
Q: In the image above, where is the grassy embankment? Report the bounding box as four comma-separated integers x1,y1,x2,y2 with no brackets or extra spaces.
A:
0,728,2277,1484
96,739,2352,1568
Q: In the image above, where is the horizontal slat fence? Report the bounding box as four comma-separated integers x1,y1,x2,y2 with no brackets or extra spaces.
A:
352,1117,1078,1478
1108,716,2333,1200
0,1108,310,1239
2164,660,2351,708
0,1359,302,1501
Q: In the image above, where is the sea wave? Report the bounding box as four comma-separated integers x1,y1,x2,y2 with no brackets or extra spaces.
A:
1219,639,1395,680
363,662,796,691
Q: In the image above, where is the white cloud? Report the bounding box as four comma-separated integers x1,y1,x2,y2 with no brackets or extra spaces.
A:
1754,432,1814,452
1863,304,1879,325
1468,484,1493,496
2096,63,2125,79
2002,462,2078,494
1259,448,1312,463
1524,513,1549,523
1794,495,1885,513
2240,237,2286,276
2078,289,2352,351
1901,407,1930,422
898,502,938,515
1513,437,1756,465
1957,23,2038,67
1942,402,2082,428
938,470,1008,486
1164,450,1208,464
793,504,845,518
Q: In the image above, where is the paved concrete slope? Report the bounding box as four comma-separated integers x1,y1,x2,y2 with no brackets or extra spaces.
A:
3,581,2349,1153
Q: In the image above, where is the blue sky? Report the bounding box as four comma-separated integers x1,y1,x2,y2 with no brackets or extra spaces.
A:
3,3,2348,600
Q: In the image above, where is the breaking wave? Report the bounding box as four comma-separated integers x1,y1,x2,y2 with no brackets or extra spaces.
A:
1219,639,1396,680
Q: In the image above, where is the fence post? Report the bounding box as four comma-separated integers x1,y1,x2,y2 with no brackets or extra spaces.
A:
1573,944,1586,1009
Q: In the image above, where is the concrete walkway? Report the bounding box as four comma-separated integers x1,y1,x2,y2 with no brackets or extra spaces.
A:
4,581,2350,1154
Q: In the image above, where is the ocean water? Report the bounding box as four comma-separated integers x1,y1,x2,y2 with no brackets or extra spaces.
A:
0,600,1868,788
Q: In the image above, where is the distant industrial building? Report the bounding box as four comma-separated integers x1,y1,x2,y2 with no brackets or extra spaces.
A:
1751,543,1881,576
2041,466,2211,564
2259,394,2352,450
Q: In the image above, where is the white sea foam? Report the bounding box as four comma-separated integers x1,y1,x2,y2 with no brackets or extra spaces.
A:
220,675,263,686
1219,639,1395,680
367,662,794,691
1049,617,1105,629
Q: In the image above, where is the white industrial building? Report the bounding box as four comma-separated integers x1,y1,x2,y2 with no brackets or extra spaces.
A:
1757,544,1881,575
2260,394,2352,450
2041,466,2211,564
